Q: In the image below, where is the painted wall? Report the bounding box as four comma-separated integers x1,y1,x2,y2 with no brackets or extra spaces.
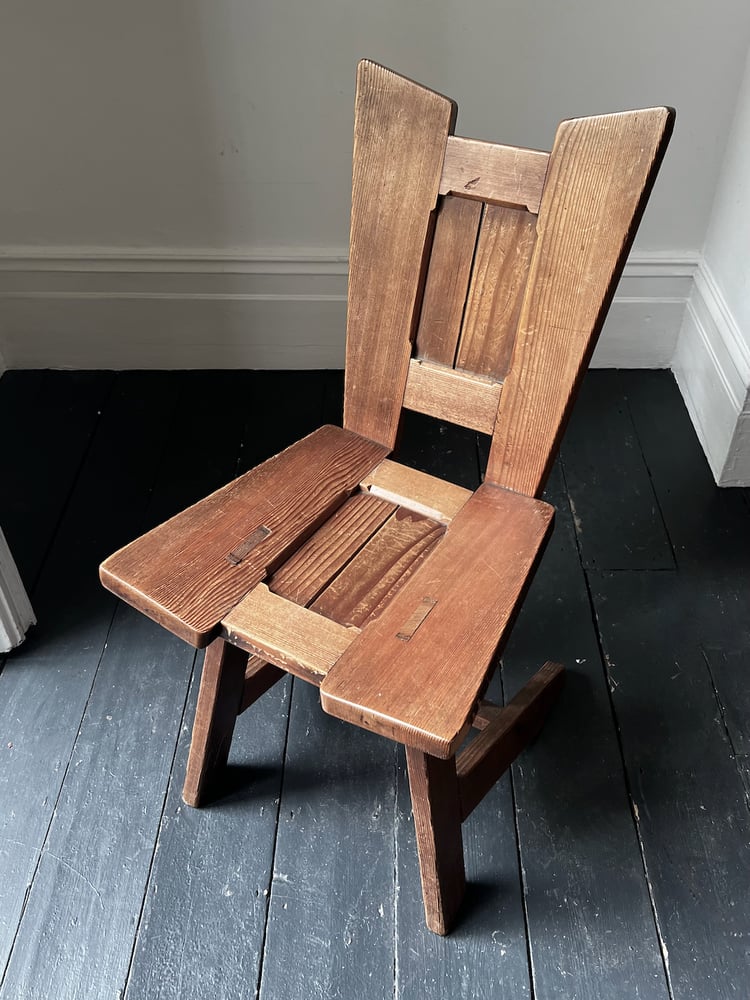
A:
0,1,749,373
2,0,750,252
673,45,750,484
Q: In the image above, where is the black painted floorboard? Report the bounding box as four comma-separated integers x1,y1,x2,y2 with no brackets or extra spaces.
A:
0,369,747,1000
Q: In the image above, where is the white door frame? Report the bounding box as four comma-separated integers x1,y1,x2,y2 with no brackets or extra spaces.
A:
0,527,35,653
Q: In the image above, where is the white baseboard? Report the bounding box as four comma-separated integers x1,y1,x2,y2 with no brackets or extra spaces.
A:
672,263,750,486
0,247,696,371
0,528,35,653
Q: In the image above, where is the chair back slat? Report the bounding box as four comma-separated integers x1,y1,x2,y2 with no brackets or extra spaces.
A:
343,61,456,449
414,195,483,367
455,204,537,380
486,108,674,494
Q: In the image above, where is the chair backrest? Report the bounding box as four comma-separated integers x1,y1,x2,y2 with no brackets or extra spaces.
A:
342,60,674,497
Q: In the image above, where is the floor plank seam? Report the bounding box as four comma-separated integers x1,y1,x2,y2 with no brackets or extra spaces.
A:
558,456,676,1000
700,646,750,812
619,375,679,569
255,676,296,1000
392,749,400,1000
0,596,120,993
120,649,200,999
501,663,536,1000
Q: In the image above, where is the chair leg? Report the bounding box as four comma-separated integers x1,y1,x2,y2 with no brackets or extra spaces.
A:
405,746,466,935
183,637,248,807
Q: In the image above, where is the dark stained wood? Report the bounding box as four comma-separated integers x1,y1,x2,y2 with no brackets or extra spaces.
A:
487,108,675,494
456,205,537,380
312,506,444,628
321,484,554,757
343,60,456,448
456,661,564,820
0,374,183,977
503,460,672,998
561,372,674,569
100,426,388,647
257,678,396,1000
125,652,292,1000
0,606,195,1000
414,195,483,366
405,747,466,935
592,569,750,1000
439,135,550,213
183,638,249,807
2,369,749,992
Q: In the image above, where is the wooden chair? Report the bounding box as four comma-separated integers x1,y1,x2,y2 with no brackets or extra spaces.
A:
100,61,674,935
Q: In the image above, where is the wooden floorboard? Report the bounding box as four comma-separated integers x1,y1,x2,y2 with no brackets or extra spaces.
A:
560,372,675,570
258,680,397,1000
502,462,670,999
0,368,747,1000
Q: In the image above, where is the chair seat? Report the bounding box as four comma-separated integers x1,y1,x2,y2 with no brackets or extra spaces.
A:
221,481,555,757
100,425,388,646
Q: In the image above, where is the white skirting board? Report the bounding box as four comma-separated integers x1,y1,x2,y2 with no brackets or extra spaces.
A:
0,528,35,652
0,247,696,371
672,263,750,487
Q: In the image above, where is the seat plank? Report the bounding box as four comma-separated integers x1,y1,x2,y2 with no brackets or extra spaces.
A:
402,359,502,434
361,459,472,523
268,491,395,605
222,584,358,684
486,108,675,495
414,195,483,367
456,205,537,380
100,426,388,646
343,60,456,449
439,135,550,213
312,507,444,628
320,483,554,757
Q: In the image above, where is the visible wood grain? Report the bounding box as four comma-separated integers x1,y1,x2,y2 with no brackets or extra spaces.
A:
361,458,472,524
0,608,194,1000
486,108,675,494
439,135,550,213
561,373,675,569
222,584,359,683
100,425,387,646
125,647,292,1000
183,638,248,807
312,507,444,629
321,484,554,756
405,747,465,935
402,358,502,433
414,195,483,366
343,59,456,448
503,460,672,998
257,676,396,999
456,661,564,820
456,205,537,379
592,569,750,1000
0,374,183,978
268,491,394,604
